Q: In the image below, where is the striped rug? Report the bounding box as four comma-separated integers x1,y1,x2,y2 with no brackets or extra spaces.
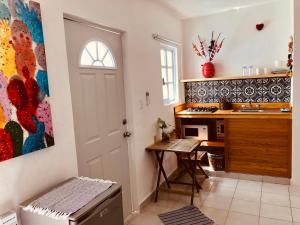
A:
158,206,214,225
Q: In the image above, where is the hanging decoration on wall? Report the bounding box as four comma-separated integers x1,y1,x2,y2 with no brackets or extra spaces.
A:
192,31,225,78
0,0,54,163
256,23,265,31
287,35,293,76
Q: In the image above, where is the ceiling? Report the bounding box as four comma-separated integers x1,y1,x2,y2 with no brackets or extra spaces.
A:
159,0,281,18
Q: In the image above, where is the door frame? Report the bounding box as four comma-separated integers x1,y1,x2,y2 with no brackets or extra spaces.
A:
63,13,139,217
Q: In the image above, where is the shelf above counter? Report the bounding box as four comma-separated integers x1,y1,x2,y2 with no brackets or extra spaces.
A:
180,73,291,83
201,141,225,148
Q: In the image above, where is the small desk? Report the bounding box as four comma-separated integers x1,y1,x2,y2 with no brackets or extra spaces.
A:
146,139,206,205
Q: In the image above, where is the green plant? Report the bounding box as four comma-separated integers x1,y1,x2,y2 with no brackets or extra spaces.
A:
157,118,168,130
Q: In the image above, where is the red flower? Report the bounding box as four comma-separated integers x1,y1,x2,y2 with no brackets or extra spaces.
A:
0,129,14,162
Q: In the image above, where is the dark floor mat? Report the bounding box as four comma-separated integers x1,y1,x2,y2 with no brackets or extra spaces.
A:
158,205,214,225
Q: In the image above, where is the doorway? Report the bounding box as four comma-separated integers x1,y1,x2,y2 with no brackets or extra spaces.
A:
64,17,132,218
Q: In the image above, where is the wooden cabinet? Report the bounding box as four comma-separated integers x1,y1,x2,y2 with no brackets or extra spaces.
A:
225,119,292,178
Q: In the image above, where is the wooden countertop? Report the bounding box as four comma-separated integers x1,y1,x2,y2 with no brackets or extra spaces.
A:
176,109,292,119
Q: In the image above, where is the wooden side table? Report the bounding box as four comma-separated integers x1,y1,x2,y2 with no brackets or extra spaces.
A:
146,139,207,205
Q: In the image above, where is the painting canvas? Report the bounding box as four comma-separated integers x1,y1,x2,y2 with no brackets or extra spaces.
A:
0,0,54,163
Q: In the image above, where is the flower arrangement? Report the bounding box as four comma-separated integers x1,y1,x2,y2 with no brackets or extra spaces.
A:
192,31,225,78
218,97,232,110
157,118,168,130
192,31,225,62
157,118,171,142
287,36,293,76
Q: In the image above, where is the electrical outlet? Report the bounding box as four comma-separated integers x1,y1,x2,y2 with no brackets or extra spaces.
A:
0,211,17,225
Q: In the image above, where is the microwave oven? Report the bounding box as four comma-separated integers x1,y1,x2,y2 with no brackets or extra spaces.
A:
182,125,208,140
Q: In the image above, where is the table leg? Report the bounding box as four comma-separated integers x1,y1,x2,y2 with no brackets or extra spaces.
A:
187,154,201,193
177,154,201,191
155,151,171,188
191,150,197,205
154,151,171,202
198,163,209,178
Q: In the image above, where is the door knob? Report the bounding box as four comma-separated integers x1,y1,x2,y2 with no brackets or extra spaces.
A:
123,131,132,138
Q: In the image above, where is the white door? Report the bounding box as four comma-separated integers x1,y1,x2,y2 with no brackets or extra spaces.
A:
64,18,132,218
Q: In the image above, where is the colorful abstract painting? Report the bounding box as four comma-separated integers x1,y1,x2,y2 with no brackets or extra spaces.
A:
0,0,54,163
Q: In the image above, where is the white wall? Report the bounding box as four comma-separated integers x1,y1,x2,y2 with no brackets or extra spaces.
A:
292,0,300,186
0,0,78,214
0,0,182,215
60,0,183,208
182,0,291,78
60,0,182,208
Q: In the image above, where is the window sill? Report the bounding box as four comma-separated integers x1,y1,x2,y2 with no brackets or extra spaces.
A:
164,100,179,107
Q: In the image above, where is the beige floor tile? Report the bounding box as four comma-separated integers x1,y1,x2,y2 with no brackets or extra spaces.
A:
262,176,290,185
291,195,300,209
200,206,228,225
207,170,217,177
214,171,227,177
290,186,300,197
199,191,211,205
156,191,173,202
142,201,174,215
236,180,262,192
262,176,277,184
218,172,240,179
127,212,162,225
225,212,259,225
262,183,289,195
260,204,292,222
230,199,260,216
215,177,238,188
273,177,290,185
202,178,217,191
209,185,236,198
142,197,188,215
261,192,291,207
239,174,263,182
292,208,300,222
234,189,261,202
259,217,293,225
203,195,233,210
129,175,297,225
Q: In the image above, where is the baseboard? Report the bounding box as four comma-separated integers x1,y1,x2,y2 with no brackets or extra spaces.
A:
124,211,140,225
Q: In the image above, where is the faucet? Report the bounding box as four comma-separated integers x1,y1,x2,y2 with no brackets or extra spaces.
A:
249,100,253,109
250,101,261,110
241,101,261,110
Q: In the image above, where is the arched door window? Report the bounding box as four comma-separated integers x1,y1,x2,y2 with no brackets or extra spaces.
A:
80,41,116,68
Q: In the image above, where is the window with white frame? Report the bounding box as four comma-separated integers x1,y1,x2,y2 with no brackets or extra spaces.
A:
160,46,178,105
80,41,116,68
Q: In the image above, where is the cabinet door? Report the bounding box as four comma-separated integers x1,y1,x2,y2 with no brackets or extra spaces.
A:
225,119,291,178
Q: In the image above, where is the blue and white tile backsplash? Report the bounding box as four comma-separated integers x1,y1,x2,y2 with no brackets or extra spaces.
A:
184,77,291,103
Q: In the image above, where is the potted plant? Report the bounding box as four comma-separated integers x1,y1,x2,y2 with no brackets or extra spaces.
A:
287,36,293,76
192,31,225,78
218,97,232,110
157,118,170,143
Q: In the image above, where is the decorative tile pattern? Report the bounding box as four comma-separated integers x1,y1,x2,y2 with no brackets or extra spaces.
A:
185,77,291,103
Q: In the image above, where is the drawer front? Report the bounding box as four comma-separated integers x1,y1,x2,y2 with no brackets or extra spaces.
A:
72,192,124,225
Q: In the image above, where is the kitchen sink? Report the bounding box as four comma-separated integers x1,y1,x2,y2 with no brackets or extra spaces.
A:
233,109,265,113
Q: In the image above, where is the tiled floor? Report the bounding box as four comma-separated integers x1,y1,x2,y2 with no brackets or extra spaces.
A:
127,177,300,225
